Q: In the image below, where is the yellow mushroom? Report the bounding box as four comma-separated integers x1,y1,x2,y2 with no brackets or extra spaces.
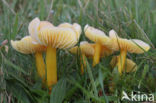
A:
109,30,150,74
11,36,46,80
110,56,137,73
29,18,81,90
70,41,94,74
70,41,113,74
84,25,112,67
92,43,113,58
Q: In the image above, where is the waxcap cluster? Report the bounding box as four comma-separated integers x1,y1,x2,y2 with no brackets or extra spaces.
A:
70,25,150,74
11,17,151,92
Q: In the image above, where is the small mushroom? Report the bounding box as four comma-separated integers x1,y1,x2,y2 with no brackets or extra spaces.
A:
84,25,112,67
70,41,113,74
11,36,46,80
110,56,137,73
29,18,81,90
70,41,94,74
109,30,150,74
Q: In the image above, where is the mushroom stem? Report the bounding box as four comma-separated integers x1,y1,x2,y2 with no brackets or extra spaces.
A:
35,52,45,81
93,43,101,67
46,46,57,91
80,54,86,74
117,50,127,74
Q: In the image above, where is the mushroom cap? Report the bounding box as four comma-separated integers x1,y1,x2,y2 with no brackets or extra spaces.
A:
28,17,54,44
70,41,113,57
70,41,94,57
109,30,150,54
110,56,137,72
38,27,78,49
58,22,82,39
11,36,46,54
29,18,81,49
84,25,111,46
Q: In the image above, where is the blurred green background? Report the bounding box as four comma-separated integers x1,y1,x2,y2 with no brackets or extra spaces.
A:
0,0,156,103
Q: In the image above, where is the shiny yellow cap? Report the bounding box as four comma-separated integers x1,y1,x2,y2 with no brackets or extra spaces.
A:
39,27,77,49
29,18,81,49
11,36,46,54
109,30,150,54
70,41,94,57
84,25,111,46
70,41,113,57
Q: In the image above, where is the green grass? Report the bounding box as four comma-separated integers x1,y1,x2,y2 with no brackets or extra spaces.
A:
0,0,156,103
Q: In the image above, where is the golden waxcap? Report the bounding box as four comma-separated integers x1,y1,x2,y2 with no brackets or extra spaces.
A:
28,17,54,45
110,56,137,72
58,22,82,39
92,44,113,57
39,27,78,49
70,41,113,57
70,41,94,57
84,24,111,45
11,36,46,54
109,30,150,54
29,18,81,49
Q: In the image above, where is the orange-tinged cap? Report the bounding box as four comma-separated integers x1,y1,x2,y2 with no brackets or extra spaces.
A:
11,36,46,54
109,30,150,54
110,56,137,72
84,25,111,46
